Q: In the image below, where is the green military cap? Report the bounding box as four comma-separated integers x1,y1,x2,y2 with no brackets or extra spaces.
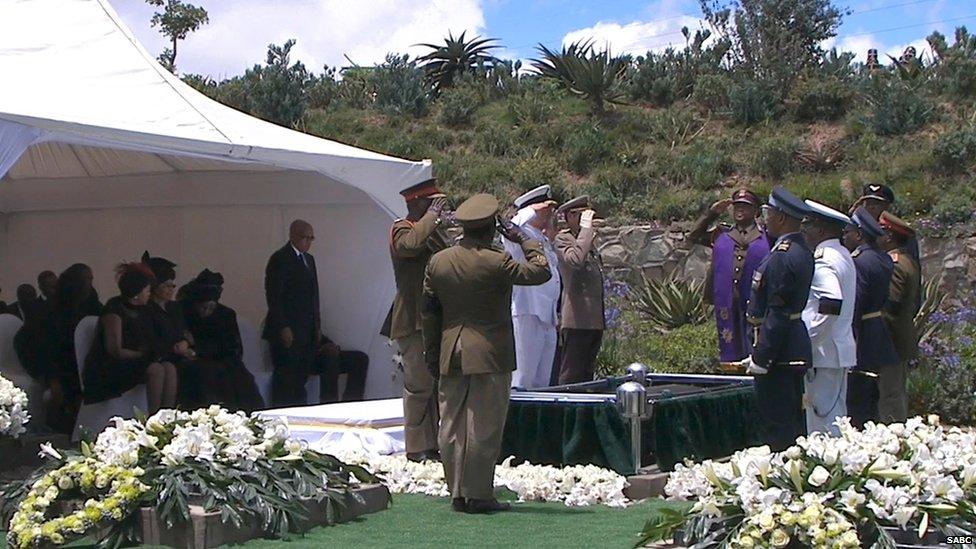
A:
455,193,499,228
557,195,590,214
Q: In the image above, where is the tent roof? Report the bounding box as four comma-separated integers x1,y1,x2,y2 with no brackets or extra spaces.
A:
0,0,429,215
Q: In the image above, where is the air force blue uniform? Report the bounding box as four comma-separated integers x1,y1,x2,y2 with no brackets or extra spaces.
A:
747,230,814,450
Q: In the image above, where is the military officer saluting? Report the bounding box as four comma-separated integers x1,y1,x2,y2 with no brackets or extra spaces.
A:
387,178,451,462
553,195,606,385
689,188,770,363
800,200,857,436
423,193,552,514
878,212,921,423
738,186,814,451
842,207,900,427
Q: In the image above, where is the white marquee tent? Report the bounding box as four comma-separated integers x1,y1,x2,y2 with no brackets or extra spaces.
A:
0,0,431,398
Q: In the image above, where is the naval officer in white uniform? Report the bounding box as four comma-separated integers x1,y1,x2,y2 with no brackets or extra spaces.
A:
800,200,857,436
504,185,562,389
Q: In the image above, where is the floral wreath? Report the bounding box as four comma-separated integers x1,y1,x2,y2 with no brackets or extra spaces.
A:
7,457,148,549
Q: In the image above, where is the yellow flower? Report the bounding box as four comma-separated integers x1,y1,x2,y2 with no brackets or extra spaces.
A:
737,534,755,548
84,506,103,522
771,529,790,547
840,530,859,547
758,513,775,531
779,512,797,526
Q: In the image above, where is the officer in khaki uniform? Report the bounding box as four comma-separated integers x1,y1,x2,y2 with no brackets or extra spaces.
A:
878,212,920,423
388,178,451,461
422,193,552,514
553,196,606,384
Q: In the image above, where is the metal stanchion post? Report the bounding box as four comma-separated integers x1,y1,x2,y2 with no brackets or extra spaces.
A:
616,381,648,474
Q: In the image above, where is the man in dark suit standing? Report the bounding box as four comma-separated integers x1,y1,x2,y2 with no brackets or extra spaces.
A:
264,219,321,407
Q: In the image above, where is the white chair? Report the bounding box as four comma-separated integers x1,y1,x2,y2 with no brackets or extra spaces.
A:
72,316,148,440
0,314,47,427
244,318,320,408
238,317,273,407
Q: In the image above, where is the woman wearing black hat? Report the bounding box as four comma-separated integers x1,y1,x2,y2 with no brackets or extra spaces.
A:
83,263,177,413
141,251,224,409
180,270,265,412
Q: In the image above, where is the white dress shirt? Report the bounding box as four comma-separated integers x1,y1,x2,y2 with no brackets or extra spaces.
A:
503,207,561,326
802,238,857,369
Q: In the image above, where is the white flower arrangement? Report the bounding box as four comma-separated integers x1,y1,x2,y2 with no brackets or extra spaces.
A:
0,373,30,439
326,447,630,507
3,406,373,548
652,415,976,547
92,405,300,468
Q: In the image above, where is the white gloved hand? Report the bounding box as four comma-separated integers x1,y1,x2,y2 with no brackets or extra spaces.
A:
580,209,596,229
744,356,768,375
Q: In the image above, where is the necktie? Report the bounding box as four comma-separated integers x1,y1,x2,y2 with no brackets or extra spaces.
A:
299,253,309,269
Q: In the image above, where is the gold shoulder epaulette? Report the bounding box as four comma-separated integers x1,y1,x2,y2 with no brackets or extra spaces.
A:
814,248,824,259
775,240,792,252
851,249,861,258
890,251,900,263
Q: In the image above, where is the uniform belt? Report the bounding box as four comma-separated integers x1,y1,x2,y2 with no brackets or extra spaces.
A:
861,311,882,320
747,313,802,324
849,370,879,378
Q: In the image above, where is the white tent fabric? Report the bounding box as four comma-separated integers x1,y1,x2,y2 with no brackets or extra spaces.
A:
0,0,432,398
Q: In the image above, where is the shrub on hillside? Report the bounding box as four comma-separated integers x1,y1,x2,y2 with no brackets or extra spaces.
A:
751,136,797,179
933,126,976,173
507,89,554,125
861,77,935,136
646,107,708,148
438,85,480,127
928,27,976,102
931,184,976,225
691,73,731,112
663,143,734,190
474,123,516,156
512,155,564,191
727,80,777,126
371,54,430,118
565,125,615,174
787,76,853,121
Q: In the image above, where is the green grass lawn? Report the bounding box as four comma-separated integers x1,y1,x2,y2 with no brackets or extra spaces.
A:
11,493,666,549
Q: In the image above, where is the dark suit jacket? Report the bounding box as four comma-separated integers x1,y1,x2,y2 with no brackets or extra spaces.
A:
262,243,321,343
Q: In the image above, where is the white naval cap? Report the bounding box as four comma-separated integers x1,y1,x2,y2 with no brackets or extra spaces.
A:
803,199,851,227
513,184,557,209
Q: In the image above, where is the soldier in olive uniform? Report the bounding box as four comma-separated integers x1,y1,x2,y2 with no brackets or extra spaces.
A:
843,208,899,427
423,193,552,514
553,196,606,384
388,178,451,462
739,186,814,451
878,212,920,423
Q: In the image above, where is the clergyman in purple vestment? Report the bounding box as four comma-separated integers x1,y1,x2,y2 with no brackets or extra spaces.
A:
689,188,770,361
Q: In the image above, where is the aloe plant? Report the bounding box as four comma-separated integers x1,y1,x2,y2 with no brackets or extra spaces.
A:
416,31,500,94
915,275,948,346
531,40,628,115
629,272,712,332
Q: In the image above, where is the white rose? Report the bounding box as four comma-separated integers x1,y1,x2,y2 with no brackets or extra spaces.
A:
807,465,830,487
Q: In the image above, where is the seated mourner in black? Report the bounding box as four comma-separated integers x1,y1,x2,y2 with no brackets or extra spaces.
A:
312,334,369,403
180,269,265,412
83,263,177,414
48,264,104,433
142,251,226,410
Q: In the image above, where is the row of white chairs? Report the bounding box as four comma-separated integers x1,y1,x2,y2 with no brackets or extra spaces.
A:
0,313,320,440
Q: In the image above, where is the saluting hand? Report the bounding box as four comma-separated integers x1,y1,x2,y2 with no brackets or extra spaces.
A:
709,199,733,215
580,209,596,229
497,217,526,243
430,197,448,217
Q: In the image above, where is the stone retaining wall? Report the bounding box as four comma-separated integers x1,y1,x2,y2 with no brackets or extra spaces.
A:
596,223,976,295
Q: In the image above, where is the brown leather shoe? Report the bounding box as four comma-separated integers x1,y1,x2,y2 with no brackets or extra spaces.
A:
451,498,467,512
464,499,512,514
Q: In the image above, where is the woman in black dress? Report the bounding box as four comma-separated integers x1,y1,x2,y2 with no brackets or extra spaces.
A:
142,252,223,409
83,264,177,414
181,269,265,412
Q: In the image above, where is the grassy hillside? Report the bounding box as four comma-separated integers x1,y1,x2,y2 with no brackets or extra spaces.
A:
301,82,974,231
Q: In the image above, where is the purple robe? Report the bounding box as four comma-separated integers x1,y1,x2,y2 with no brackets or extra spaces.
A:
710,225,770,361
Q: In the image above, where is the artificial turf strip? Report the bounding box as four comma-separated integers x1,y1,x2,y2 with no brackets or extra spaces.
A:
240,493,669,549
6,493,670,549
